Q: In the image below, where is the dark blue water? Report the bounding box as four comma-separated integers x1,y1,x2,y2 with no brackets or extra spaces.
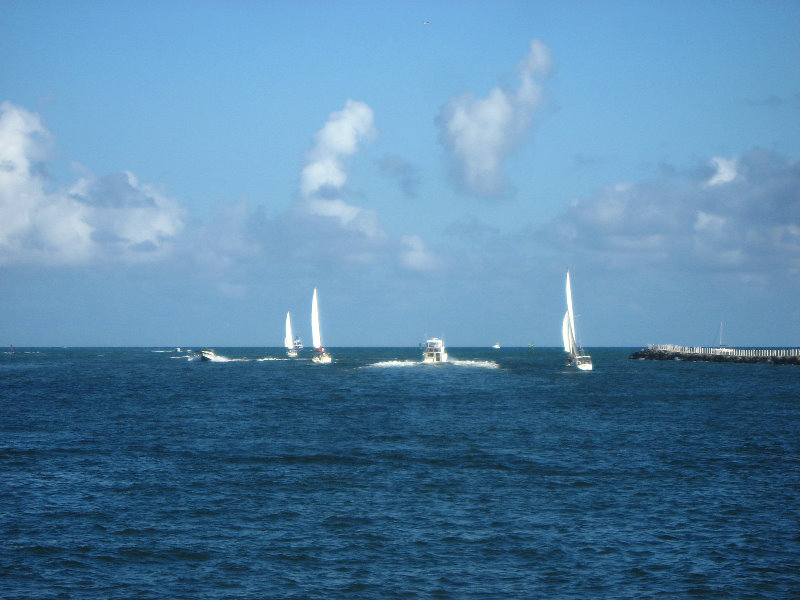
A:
2,347,798,599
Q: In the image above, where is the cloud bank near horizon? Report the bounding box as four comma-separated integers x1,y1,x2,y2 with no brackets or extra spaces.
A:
438,39,552,198
548,150,800,282
0,100,441,276
2,100,797,298
0,102,184,266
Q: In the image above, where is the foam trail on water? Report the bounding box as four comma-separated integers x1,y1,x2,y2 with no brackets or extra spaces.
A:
365,360,419,368
449,359,500,369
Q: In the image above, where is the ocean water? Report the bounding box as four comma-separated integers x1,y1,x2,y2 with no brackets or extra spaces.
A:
1,347,798,599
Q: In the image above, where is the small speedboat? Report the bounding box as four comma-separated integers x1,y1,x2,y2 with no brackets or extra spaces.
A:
198,349,217,361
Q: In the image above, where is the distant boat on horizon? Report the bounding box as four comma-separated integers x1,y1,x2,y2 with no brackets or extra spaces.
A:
492,342,501,349
562,269,593,371
716,321,734,354
285,311,298,358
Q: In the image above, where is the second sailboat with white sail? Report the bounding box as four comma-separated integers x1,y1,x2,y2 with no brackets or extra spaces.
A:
284,311,299,357
562,269,593,371
311,288,332,364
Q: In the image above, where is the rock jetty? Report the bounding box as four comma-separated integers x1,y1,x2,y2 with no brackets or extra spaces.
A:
630,345,800,365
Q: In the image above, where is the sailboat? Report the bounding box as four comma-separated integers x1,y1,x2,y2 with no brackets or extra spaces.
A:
311,288,332,364
285,311,298,357
562,269,593,371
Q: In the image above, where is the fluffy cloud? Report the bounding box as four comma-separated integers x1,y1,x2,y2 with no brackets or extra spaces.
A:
299,99,381,237
296,99,441,270
705,156,738,187
301,99,376,194
0,102,184,265
548,150,800,276
398,234,439,271
0,99,442,278
438,39,552,197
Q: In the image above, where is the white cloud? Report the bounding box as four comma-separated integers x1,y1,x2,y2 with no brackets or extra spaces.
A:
306,198,382,238
0,102,185,265
1,100,441,278
693,211,727,233
298,99,385,240
74,171,185,257
706,156,738,187
438,39,552,197
548,150,800,276
295,99,441,271
0,101,51,250
300,99,376,196
398,234,438,271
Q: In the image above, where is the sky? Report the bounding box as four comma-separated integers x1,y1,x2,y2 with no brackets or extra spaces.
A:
1,0,799,348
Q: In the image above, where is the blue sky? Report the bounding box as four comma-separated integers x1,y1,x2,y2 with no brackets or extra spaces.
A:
1,0,799,347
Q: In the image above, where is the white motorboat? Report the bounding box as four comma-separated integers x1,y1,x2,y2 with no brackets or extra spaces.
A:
198,349,217,362
422,337,448,363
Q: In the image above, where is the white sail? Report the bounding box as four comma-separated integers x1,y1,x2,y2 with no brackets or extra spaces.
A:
284,312,293,349
562,311,572,354
311,288,322,349
564,268,592,371
565,270,577,351
310,288,332,363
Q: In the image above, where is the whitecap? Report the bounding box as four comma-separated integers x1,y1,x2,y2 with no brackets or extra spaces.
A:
365,360,419,368
449,359,500,369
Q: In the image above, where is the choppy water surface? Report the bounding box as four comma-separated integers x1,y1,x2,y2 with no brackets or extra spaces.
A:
2,347,799,598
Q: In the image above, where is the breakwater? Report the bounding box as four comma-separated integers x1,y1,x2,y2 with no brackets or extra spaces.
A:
630,344,800,365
